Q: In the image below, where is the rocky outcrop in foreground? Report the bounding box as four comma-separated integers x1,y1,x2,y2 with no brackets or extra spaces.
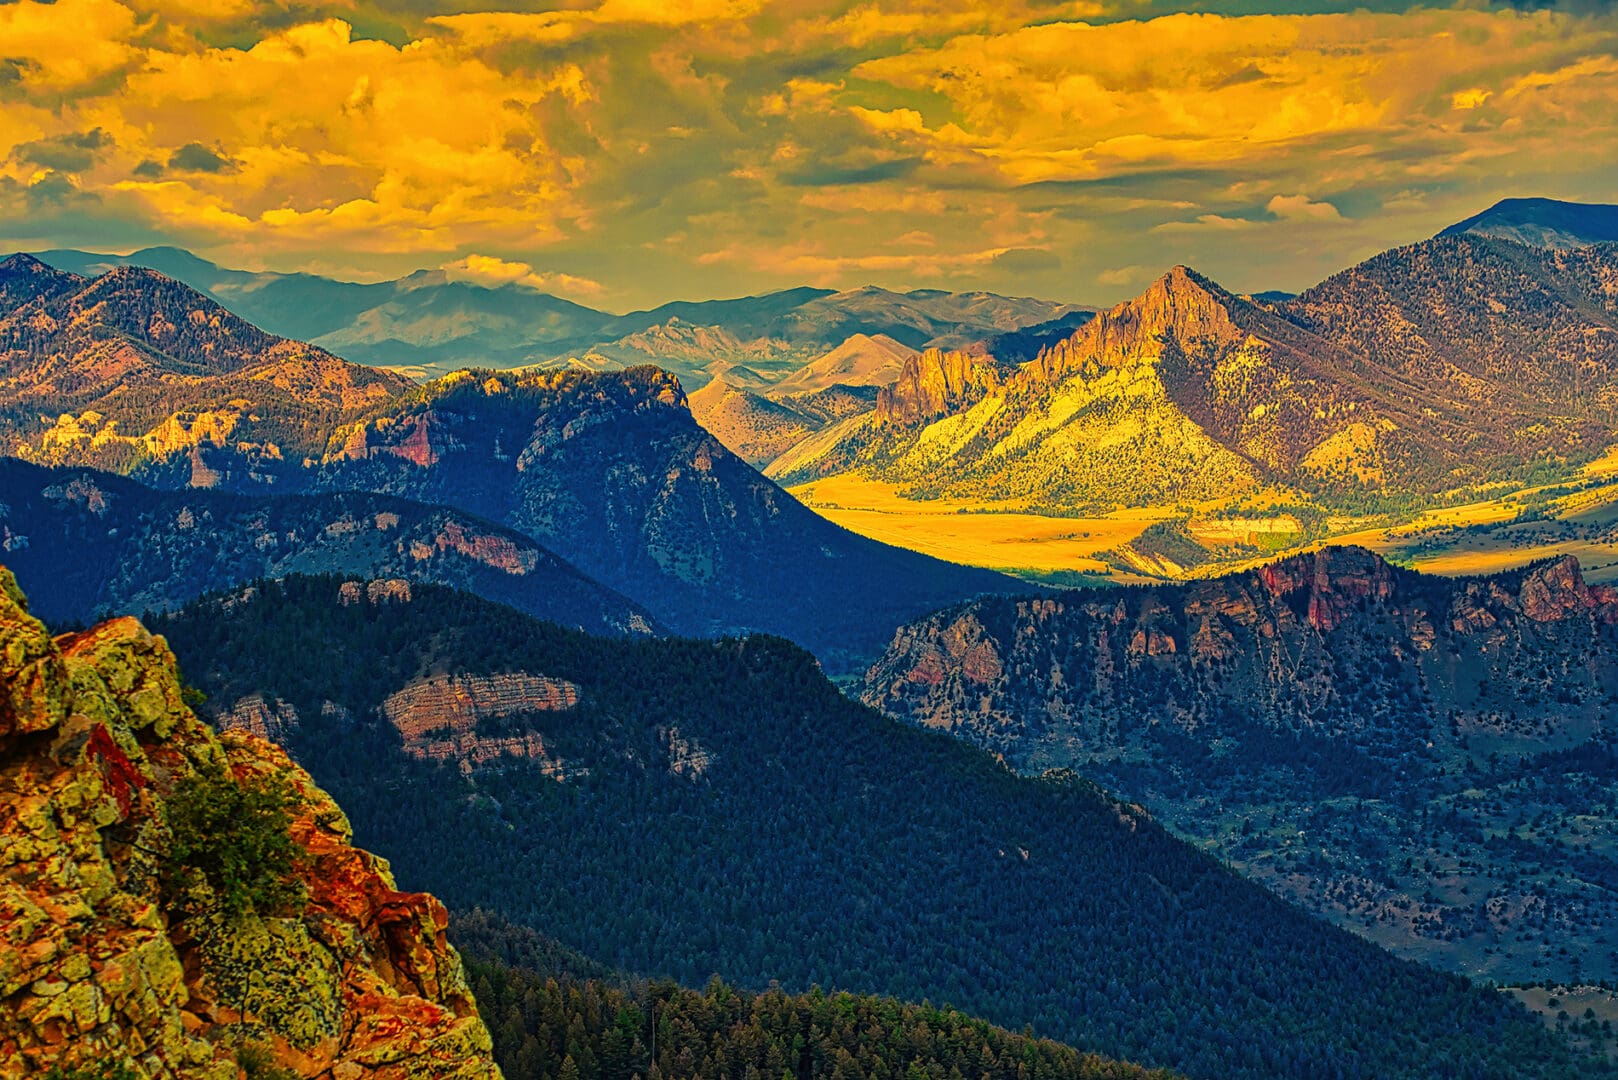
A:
0,567,502,1080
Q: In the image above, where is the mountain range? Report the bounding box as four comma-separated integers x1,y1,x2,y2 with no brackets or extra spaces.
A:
34,246,1078,384
0,254,409,485
863,544,1618,985
11,195,1618,1080
0,254,1021,667
0,458,658,636
770,235,1618,511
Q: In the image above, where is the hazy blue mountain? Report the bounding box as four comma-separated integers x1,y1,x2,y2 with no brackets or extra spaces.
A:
32,247,612,373
33,248,1076,383
1439,197,1618,248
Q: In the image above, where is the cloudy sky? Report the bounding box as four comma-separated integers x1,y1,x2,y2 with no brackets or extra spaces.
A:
1,0,1615,310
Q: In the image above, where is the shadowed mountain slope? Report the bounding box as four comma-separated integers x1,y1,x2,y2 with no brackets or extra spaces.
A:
863,546,1618,984
0,458,655,636
151,574,1592,1080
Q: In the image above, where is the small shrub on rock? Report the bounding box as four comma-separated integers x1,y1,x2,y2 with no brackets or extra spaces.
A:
161,767,306,920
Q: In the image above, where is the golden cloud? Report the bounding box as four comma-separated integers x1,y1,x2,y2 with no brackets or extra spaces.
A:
0,0,140,93
849,8,1618,184
1267,194,1340,222
3,14,597,260
1,1,1616,306
442,253,604,297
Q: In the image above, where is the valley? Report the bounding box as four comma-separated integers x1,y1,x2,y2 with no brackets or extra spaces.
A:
10,0,1618,1074
787,454,1618,587
787,473,1165,580
148,574,1590,1079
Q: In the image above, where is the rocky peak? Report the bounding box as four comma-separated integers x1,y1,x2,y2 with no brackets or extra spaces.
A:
0,567,502,1080
1517,553,1614,621
1028,265,1243,385
875,348,1005,424
1252,545,1398,632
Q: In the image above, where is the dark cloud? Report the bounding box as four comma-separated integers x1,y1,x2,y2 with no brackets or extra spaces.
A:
169,143,235,174
14,129,110,173
784,157,922,187
1215,65,1271,89
20,174,95,210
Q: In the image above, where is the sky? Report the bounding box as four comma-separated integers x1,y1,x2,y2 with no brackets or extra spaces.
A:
1,0,1615,311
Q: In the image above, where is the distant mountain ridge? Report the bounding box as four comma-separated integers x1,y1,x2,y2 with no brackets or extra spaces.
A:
0,252,410,485
0,458,657,636
34,247,1077,382
771,332,917,392
1440,197,1618,248
36,245,613,374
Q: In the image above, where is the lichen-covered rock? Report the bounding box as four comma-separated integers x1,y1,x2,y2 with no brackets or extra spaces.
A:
0,566,503,1080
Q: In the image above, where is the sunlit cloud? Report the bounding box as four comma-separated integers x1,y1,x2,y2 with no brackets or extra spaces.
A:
442,253,605,297
1,1,1616,308
0,0,140,93
1267,194,1341,221
1152,214,1257,234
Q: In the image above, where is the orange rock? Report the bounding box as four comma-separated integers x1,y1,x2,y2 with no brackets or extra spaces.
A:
0,569,501,1080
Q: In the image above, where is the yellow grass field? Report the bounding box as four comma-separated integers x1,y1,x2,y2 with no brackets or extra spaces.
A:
790,461,1618,584
787,474,1167,575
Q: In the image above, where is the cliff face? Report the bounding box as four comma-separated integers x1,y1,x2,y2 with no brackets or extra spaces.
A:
0,568,502,1080
865,546,1618,751
861,547,1618,984
875,349,1005,425
1025,267,1244,387
380,673,582,775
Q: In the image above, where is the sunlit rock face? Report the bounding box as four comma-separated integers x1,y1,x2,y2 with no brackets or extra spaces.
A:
0,567,503,1080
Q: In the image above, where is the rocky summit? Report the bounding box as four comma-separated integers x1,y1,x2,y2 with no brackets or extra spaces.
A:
0,567,500,1080
774,239,1618,511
